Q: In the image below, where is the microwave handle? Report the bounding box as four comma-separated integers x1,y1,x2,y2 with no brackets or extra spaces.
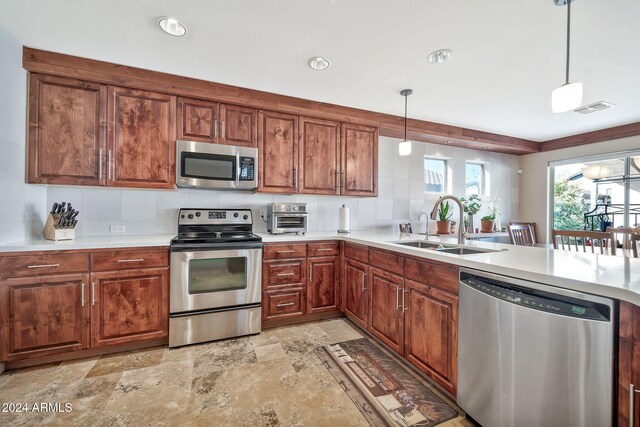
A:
236,152,241,184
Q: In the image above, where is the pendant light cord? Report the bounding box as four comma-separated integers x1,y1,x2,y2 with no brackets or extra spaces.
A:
565,0,571,85
404,94,408,141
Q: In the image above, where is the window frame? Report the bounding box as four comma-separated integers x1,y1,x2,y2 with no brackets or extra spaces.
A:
465,161,486,196
423,157,449,194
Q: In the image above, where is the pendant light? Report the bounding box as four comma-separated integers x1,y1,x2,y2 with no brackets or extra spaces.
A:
551,0,583,113
399,89,413,156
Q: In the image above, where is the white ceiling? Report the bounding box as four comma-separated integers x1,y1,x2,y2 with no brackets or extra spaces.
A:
1,0,639,142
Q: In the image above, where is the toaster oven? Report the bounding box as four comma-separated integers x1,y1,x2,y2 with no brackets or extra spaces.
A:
267,203,308,234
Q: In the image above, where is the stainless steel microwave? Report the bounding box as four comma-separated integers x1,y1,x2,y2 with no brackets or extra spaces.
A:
176,140,258,191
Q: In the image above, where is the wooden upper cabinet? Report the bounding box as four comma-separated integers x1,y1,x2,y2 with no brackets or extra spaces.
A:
177,97,219,143
90,268,169,348
108,87,176,189
27,74,107,186
220,103,257,147
0,273,90,362
258,110,298,193
299,117,341,195
342,123,378,196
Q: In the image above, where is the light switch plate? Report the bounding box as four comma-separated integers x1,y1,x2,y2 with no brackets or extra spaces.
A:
110,224,126,233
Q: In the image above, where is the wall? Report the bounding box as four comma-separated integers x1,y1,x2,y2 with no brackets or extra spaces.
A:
519,135,640,242
0,26,47,243
44,136,520,239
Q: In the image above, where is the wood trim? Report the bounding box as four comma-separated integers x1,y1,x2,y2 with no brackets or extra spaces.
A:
541,121,640,152
262,311,343,329
23,47,539,155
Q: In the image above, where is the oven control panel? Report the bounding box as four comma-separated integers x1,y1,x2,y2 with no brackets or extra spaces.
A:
178,209,252,225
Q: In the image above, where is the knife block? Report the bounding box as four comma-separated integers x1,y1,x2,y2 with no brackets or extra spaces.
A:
43,214,76,241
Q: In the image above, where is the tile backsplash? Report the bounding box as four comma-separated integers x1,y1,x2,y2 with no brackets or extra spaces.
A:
45,136,520,238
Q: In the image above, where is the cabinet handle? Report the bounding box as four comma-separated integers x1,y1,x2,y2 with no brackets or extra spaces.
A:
277,302,295,307
402,289,408,312
361,272,367,291
81,282,86,307
294,168,298,190
317,248,333,251
631,384,640,426
214,119,218,139
309,265,312,282
117,258,145,263
91,282,96,306
277,250,295,254
277,272,294,277
341,169,345,192
98,149,103,180
336,170,340,192
27,264,60,269
222,121,225,140
108,150,112,180
396,287,400,311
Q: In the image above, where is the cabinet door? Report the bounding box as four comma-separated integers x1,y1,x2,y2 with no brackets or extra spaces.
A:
258,110,298,193
108,86,176,189
0,274,90,362
369,267,404,354
27,74,107,186
404,279,458,394
343,259,369,329
177,97,219,143
299,117,341,195
91,268,168,348
619,301,640,427
341,123,378,196
307,257,339,314
220,103,257,147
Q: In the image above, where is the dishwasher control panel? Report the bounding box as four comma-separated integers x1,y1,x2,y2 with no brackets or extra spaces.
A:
461,274,610,321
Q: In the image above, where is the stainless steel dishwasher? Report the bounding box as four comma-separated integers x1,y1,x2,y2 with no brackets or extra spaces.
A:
457,268,614,427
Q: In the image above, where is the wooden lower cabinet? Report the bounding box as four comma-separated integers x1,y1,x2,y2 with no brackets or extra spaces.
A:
404,279,458,395
369,267,404,354
307,257,339,314
619,301,640,427
343,258,369,329
0,273,91,362
90,268,169,348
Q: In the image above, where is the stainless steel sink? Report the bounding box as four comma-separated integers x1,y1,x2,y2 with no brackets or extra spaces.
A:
394,240,504,255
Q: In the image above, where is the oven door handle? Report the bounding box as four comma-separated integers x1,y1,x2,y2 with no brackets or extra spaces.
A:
171,242,263,252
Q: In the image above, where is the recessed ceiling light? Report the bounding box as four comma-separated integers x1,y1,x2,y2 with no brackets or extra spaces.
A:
427,49,454,64
158,17,187,37
308,56,330,70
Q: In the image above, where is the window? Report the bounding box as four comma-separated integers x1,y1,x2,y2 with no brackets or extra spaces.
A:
466,162,485,195
424,158,447,193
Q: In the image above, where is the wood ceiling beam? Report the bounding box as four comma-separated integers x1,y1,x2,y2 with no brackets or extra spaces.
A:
540,121,640,152
22,47,540,155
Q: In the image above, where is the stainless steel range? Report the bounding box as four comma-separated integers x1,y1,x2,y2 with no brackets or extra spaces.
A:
169,208,262,347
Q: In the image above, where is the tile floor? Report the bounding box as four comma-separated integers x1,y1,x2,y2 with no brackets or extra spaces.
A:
0,318,471,426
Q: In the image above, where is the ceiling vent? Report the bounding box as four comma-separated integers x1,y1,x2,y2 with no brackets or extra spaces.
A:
574,101,615,115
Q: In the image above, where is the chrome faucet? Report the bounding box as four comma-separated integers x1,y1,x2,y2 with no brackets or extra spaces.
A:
430,195,466,245
417,211,430,238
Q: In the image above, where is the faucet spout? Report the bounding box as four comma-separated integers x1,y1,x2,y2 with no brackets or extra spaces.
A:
430,195,466,245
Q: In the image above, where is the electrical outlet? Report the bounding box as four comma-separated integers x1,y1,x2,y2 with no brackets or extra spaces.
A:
110,224,125,233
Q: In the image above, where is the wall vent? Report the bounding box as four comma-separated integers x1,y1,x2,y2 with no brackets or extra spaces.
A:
574,101,615,115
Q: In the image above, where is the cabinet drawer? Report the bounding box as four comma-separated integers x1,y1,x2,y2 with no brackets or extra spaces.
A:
344,243,369,263
0,253,89,278
263,243,307,260
263,260,306,289
405,258,431,284
369,248,404,275
264,289,305,319
428,265,459,295
91,248,169,272
308,241,340,257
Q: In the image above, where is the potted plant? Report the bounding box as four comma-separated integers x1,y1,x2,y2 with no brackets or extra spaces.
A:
460,194,482,233
437,201,453,234
481,198,501,233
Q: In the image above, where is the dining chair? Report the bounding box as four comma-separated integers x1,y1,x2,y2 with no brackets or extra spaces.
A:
606,227,640,252
509,221,538,244
632,233,640,258
551,229,617,255
507,224,535,246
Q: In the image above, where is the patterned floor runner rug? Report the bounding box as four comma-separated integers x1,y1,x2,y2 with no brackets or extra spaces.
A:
315,338,459,427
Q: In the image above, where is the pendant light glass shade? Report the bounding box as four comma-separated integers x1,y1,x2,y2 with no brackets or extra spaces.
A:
552,82,583,113
399,139,412,156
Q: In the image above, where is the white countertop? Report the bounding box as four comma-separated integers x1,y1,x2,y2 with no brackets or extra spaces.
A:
2,230,640,306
